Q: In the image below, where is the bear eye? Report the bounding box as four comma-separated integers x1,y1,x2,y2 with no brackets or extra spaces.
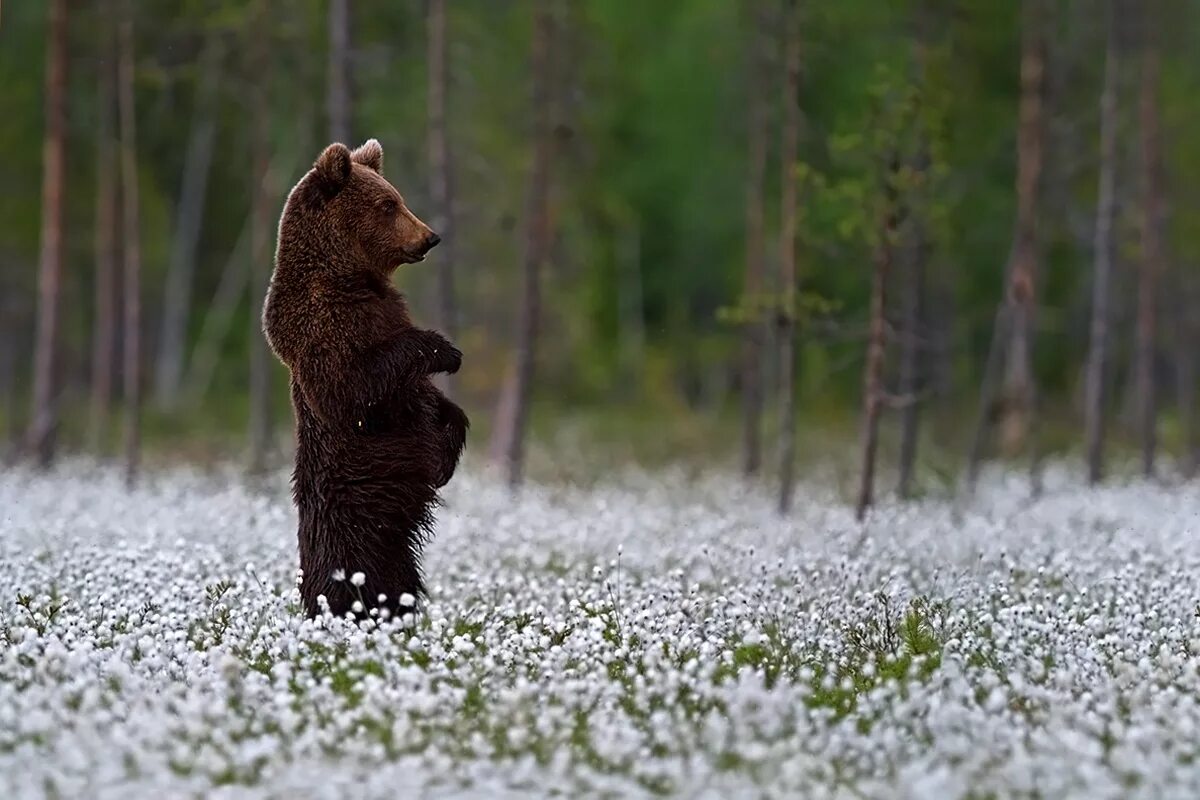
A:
378,197,399,214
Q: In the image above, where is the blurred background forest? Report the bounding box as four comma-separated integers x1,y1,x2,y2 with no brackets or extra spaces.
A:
3,0,1200,510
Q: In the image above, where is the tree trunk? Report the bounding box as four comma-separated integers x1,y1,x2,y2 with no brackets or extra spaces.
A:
1177,269,1199,478
247,4,273,475
0,280,21,458
967,302,1012,487
897,217,928,500
25,0,68,467
489,0,555,489
117,0,142,487
856,163,898,522
999,0,1046,457
898,16,933,500
1084,6,1119,486
617,224,645,392
186,222,250,403
1136,11,1162,479
777,0,800,515
155,37,224,410
740,2,769,478
0,314,16,458
427,0,458,395
328,0,353,143
90,26,119,454
966,0,1045,485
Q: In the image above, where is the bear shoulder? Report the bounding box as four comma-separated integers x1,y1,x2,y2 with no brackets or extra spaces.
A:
263,272,414,371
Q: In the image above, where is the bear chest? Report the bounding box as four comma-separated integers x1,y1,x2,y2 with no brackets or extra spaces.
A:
355,380,440,437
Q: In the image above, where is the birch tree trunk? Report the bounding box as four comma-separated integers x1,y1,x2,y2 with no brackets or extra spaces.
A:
490,0,555,489
90,23,119,453
966,0,1045,484
428,0,458,394
155,37,224,410
897,219,927,499
328,0,352,143
898,16,933,500
999,0,1046,456
25,0,68,467
1177,271,1199,477
0,307,17,457
616,224,645,389
185,222,250,403
247,3,273,475
856,163,898,522
741,2,769,478
777,0,801,514
118,0,142,487
1136,10,1162,479
1084,6,1119,486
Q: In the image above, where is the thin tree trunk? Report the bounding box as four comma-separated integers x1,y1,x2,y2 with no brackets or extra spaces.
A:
90,28,119,454
0,317,16,457
328,0,352,143
117,0,142,487
1084,6,1119,486
25,0,68,467
488,364,518,465
967,302,1012,487
186,222,250,403
741,2,769,478
155,37,224,410
967,0,1045,484
617,224,645,391
1136,12,1162,479
1177,269,1199,477
856,162,898,522
0,282,20,458
898,16,932,500
247,4,273,475
999,0,1046,457
777,0,800,515
1027,300,1046,496
490,0,555,490
427,0,458,395
927,273,954,403
897,219,927,499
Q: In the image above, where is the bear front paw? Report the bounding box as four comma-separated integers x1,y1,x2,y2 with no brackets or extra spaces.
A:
434,344,462,375
421,332,462,375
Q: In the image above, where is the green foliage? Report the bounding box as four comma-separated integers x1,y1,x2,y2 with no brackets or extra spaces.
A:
4,0,1200,459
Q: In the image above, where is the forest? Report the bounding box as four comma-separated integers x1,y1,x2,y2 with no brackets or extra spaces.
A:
10,4,1200,798
3,0,1200,510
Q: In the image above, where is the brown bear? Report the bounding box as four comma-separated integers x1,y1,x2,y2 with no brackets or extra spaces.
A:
262,139,468,620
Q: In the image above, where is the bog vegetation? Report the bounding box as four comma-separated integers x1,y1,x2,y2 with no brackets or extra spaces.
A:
4,462,1200,797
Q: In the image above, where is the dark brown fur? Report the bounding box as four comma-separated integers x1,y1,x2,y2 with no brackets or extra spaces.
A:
262,139,468,619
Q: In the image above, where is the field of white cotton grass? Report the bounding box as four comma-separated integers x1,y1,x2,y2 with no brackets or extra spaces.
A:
3,461,1200,799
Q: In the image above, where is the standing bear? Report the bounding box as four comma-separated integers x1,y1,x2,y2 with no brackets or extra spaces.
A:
262,139,468,619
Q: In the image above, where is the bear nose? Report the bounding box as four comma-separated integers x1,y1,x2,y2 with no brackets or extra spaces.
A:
425,232,441,251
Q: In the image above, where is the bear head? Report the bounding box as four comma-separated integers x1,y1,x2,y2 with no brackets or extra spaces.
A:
278,139,440,277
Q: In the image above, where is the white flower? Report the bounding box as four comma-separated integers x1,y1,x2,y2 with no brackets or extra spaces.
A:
331,569,346,582
350,572,366,587
5,461,1200,796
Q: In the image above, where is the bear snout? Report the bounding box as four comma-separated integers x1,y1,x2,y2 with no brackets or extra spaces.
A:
422,232,441,253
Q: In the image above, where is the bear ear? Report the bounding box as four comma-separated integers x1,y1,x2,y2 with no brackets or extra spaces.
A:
312,143,353,198
350,139,384,174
